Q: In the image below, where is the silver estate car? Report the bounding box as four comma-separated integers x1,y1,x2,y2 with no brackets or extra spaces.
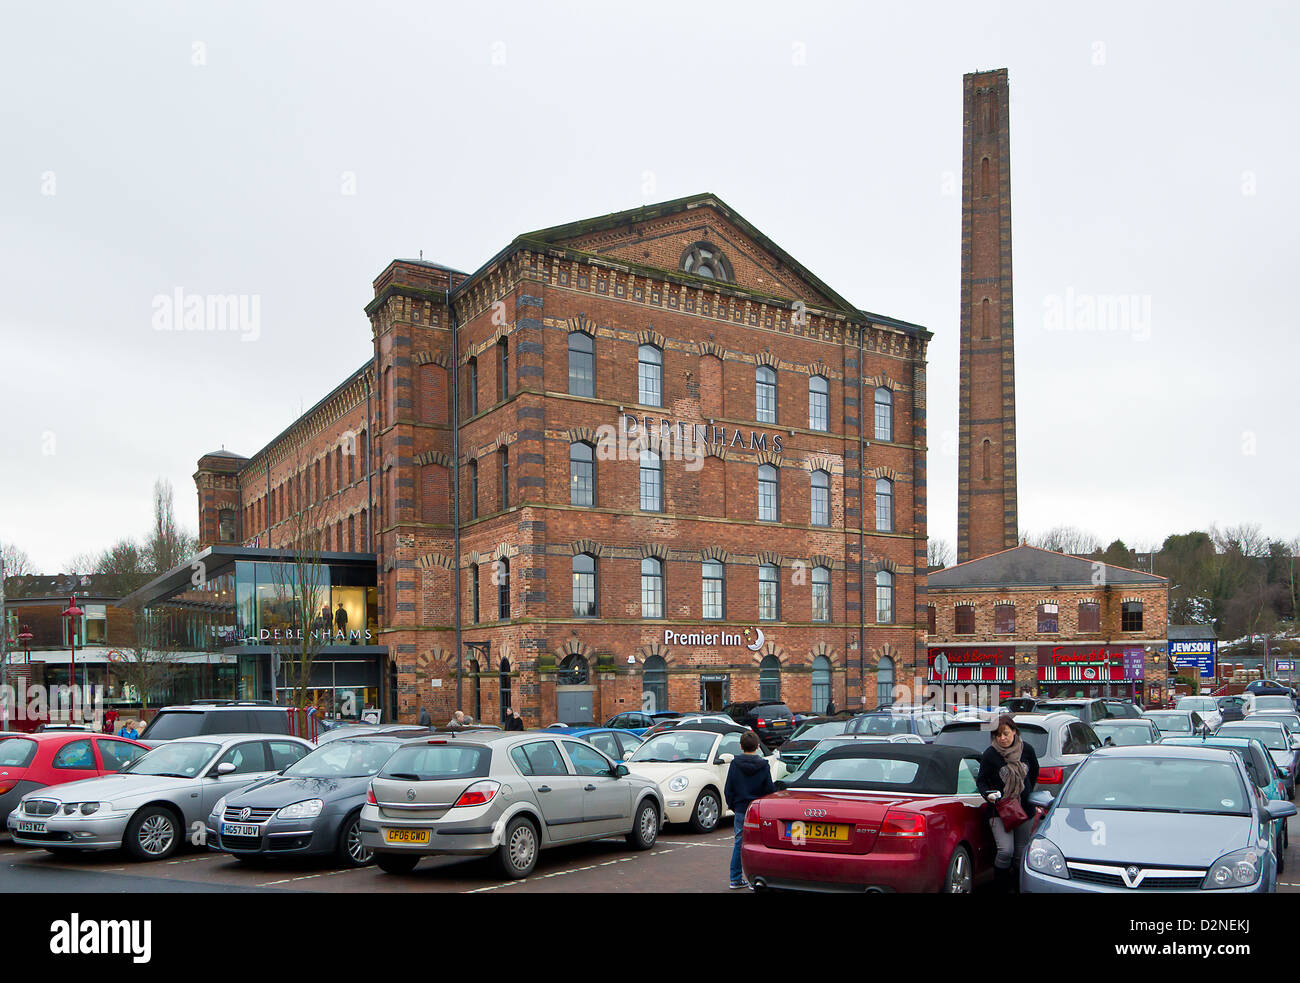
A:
1023,743,1297,893
360,731,665,879
6,734,311,861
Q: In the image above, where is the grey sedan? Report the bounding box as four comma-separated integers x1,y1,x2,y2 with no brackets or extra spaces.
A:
1023,744,1296,893
360,731,665,879
6,734,311,861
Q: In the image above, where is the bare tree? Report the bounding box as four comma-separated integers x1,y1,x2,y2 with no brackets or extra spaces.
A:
112,604,181,714
927,538,953,569
145,479,197,575
1,542,34,598
1023,526,1101,556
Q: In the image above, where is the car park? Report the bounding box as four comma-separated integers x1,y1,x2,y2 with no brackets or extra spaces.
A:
934,712,1101,795
137,701,295,746
1023,744,1296,893
7,734,312,860
0,733,149,828
361,731,665,878
1090,718,1160,747
1215,720,1300,799
1175,696,1223,731
623,723,785,832
1141,709,1209,737
207,732,428,867
742,744,994,893
846,710,951,742
722,701,796,747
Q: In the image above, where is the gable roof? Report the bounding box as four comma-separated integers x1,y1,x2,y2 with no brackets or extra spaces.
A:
1168,624,1217,641
927,545,1167,590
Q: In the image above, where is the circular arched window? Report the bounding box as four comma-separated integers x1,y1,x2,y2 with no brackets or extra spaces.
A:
559,654,589,686
680,242,732,282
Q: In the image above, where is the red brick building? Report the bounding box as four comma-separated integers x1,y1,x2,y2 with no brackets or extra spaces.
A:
191,194,932,725
926,546,1171,706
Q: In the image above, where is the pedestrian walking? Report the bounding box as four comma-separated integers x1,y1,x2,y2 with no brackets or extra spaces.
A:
104,707,119,734
722,730,775,890
975,714,1039,893
118,719,140,740
418,705,432,727
505,708,524,731
825,697,837,716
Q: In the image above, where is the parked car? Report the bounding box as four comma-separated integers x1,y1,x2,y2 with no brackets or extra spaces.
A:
361,731,665,878
1218,695,1248,723
0,732,149,828
777,717,859,772
640,713,735,739
1253,711,1300,735
1161,735,1290,855
34,723,96,733
1034,699,1118,726
562,727,645,762
7,734,312,860
623,723,785,832
1245,693,1296,716
1099,699,1143,720
1090,718,1160,747
846,710,951,743
722,701,796,747
1141,709,1210,737
777,734,924,784
1023,744,1296,893
315,725,436,745
1215,720,1300,799
1175,696,1223,731
601,711,680,736
1002,697,1039,714
138,702,295,746
1246,679,1293,695
743,743,995,893
207,732,430,867
934,712,1101,795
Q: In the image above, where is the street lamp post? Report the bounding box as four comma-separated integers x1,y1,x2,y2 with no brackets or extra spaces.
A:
61,597,85,722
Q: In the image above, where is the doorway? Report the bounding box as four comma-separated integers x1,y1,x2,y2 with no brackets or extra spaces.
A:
700,674,730,712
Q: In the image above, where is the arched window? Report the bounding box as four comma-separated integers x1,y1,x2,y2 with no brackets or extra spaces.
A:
559,654,589,686
876,656,895,708
811,566,831,622
680,242,732,281
759,564,779,621
643,656,667,714
498,448,509,510
471,562,480,624
638,344,663,407
497,338,510,401
875,478,893,532
641,557,664,619
1037,602,1059,633
466,356,479,416
568,332,595,397
981,156,991,197
639,449,662,512
810,469,830,526
757,464,779,522
808,375,829,432
755,366,777,424
981,439,992,481
497,558,510,620
468,459,479,519
980,298,991,340
874,387,893,442
702,560,725,620
572,554,597,618
875,570,894,625
218,509,236,543
811,656,832,715
499,658,512,723
570,442,594,507
468,658,483,722
759,655,781,702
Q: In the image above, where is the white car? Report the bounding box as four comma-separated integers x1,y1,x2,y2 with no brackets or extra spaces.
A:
622,726,786,832
1175,696,1223,732
1245,693,1295,717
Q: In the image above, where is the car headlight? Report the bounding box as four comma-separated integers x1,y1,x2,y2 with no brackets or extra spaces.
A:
213,796,228,817
275,798,324,820
1025,837,1069,880
668,775,690,792
1204,848,1263,889
60,802,104,816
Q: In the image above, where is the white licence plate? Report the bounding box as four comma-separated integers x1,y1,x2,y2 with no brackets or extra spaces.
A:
16,820,45,834
222,823,260,838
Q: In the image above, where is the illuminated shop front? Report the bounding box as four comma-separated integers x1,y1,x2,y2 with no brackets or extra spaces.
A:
1036,645,1152,701
927,646,1015,706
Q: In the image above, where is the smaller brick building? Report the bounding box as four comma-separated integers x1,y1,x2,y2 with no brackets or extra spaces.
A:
925,545,1170,705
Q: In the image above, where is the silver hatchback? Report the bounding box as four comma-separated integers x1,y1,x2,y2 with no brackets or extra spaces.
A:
360,732,665,878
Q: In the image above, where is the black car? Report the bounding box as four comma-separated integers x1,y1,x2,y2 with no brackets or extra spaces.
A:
140,702,294,745
1002,697,1038,714
722,701,795,746
206,731,435,867
776,716,859,771
1217,694,1248,723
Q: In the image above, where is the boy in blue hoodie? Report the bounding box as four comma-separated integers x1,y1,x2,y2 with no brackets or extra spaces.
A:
723,730,775,889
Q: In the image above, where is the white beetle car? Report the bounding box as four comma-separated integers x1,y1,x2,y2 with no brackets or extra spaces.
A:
622,724,786,832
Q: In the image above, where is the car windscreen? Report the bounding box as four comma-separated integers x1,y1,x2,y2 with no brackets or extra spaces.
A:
1259,714,1300,731
1253,696,1293,712
789,721,850,742
285,740,399,779
1176,698,1216,712
124,742,220,778
380,744,490,781
629,731,716,763
799,755,921,787
934,724,1049,757
0,739,37,768
1092,722,1156,746
1060,755,1249,815
850,715,916,735
1039,704,1085,720
140,712,205,740
1219,726,1289,750
1144,713,1192,734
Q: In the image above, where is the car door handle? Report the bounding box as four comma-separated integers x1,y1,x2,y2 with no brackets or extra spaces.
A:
537,786,551,793
584,784,597,791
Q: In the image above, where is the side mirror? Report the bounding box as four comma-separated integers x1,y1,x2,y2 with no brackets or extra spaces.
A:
1291,737,1300,750
615,764,629,777
716,753,735,765
1028,790,1054,810
1265,800,1298,821
215,762,237,776
1103,737,1115,747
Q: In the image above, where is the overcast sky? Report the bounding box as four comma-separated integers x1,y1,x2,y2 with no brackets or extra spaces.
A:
2,0,1297,572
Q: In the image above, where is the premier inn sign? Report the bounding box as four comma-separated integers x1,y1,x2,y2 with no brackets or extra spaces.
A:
664,627,768,652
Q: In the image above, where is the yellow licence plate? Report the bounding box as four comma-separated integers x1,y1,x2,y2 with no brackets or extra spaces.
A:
385,828,430,844
787,822,849,842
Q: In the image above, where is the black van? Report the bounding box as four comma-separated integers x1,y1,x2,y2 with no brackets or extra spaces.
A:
139,701,293,745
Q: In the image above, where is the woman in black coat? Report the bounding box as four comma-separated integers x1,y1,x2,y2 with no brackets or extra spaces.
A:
975,714,1039,892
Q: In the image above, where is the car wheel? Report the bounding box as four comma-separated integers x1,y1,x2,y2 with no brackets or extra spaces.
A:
496,816,539,879
336,810,372,868
942,845,973,894
124,806,180,862
374,852,420,875
625,799,659,851
690,789,721,833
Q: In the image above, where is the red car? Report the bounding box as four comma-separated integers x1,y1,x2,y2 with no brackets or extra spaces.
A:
742,744,996,893
0,732,150,828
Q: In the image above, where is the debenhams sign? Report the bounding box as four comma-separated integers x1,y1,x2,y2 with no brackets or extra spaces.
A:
623,414,783,454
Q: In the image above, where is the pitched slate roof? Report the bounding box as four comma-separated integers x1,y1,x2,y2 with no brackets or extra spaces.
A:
926,545,1167,589
1168,624,1217,641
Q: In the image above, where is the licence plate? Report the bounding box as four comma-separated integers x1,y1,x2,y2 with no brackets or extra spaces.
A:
786,821,848,842
385,828,430,844
223,823,260,838
16,820,45,834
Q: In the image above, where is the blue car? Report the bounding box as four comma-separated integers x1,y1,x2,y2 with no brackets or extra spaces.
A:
554,727,646,762
1161,735,1290,855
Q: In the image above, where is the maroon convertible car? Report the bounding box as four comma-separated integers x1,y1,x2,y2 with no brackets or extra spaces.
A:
742,743,997,893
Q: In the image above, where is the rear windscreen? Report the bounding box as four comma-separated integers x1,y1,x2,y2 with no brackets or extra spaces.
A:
935,724,1049,757
140,712,205,740
381,744,490,781
0,739,36,768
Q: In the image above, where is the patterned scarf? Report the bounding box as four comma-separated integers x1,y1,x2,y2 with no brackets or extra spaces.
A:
995,733,1027,802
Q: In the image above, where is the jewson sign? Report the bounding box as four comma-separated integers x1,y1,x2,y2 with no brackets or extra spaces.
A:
1170,640,1216,679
